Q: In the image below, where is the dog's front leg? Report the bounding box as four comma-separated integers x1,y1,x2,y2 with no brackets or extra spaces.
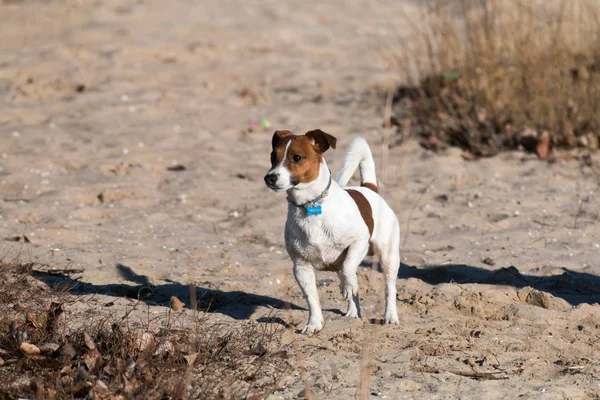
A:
339,240,370,319
293,261,324,333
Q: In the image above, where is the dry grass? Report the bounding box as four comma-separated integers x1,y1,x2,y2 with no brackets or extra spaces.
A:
0,259,291,399
391,0,600,158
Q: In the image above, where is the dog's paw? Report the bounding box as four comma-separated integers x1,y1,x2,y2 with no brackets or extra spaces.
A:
383,312,399,325
344,299,359,318
344,308,359,318
301,321,323,334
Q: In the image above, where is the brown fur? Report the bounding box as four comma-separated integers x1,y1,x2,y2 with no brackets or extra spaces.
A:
344,189,374,237
271,130,336,185
361,182,378,193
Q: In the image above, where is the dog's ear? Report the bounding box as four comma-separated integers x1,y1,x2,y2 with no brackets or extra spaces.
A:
305,129,337,153
272,130,294,149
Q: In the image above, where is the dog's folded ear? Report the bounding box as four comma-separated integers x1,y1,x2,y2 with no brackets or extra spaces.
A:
271,130,294,149
305,129,337,153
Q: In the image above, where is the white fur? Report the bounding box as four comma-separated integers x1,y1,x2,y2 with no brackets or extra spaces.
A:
335,136,377,188
268,140,293,191
276,136,400,333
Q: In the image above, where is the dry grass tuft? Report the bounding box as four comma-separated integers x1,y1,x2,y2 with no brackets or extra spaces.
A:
391,0,600,159
0,259,290,399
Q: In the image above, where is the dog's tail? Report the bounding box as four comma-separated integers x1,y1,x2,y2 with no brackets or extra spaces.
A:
335,136,378,192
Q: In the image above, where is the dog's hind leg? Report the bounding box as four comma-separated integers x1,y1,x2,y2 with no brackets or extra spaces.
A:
380,228,400,325
339,240,370,319
293,261,324,333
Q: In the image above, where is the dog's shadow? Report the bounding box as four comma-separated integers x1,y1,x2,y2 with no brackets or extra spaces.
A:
30,264,305,321
30,262,600,324
395,262,600,306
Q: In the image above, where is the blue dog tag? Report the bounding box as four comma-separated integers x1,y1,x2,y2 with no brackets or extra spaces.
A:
306,205,322,216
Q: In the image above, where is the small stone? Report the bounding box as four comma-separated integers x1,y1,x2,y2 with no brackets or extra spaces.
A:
59,343,77,363
434,194,449,203
253,342,267,357
483,257,496,266
38,343,60,353
488,213,509,223
19,342,41,356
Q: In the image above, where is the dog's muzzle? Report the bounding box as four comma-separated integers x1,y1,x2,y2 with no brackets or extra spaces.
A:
264,173,278,189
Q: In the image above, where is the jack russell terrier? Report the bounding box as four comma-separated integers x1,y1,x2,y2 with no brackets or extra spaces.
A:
264,129,400,333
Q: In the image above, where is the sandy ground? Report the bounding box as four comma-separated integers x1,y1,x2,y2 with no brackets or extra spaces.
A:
1,1,600,398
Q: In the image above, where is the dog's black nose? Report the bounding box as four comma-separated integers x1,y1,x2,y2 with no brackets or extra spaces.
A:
264,173,278,186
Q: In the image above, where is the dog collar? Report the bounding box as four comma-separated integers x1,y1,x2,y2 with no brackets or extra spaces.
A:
287,171,332,216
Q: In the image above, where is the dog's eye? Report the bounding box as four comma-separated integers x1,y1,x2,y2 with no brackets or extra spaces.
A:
270,152,276,163
292,154,302,163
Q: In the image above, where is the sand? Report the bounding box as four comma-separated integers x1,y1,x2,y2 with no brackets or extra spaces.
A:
1,1,600,398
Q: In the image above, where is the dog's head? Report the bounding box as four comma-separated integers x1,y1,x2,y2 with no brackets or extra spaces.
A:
264,129,337,192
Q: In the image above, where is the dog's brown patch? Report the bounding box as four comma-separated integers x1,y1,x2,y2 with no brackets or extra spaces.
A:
362,182,378,193
345,189,374,237
270,130,336,185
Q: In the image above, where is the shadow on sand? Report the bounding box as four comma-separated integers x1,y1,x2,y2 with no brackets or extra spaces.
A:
398,262,600,306
29,262,600,322
30,264,305,321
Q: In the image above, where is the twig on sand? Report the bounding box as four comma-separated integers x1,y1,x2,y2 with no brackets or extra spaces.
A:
448,370,510,380
572,199,584,229
2,198,30,203
415,366,510,380
532,219,552,227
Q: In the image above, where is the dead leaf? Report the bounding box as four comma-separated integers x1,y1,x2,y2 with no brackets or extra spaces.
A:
91,380,109,396
60,365,72,375
19,342,41,356
461,151,475,161
271,350,288,359
84,332,96,350
536,130,551,160
83,349,101,371
45,302,63,335
170,296,185,312
26,312,46,329
154,340,174,357
562,121,575,147
123,376,135,395
184,352,198,366
133,332,155,352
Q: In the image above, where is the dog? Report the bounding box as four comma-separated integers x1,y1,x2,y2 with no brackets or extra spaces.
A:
264,129,400,333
